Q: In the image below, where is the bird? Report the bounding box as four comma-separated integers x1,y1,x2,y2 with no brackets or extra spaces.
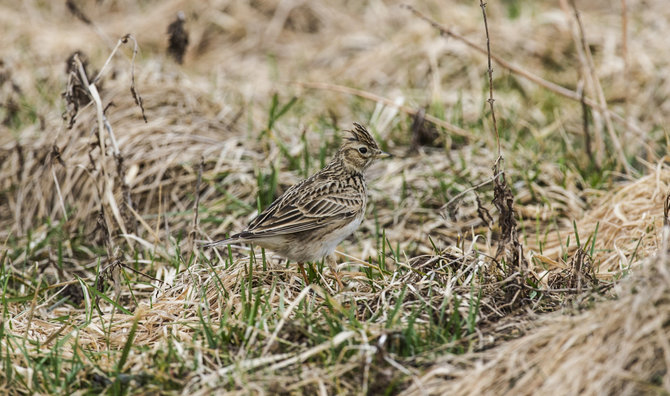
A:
204,123,390,288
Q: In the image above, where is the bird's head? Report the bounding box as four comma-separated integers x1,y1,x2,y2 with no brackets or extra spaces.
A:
338,123,391,172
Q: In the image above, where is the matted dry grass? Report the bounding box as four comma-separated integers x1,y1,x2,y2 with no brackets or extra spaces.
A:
1,0,669,394
404,233,670,396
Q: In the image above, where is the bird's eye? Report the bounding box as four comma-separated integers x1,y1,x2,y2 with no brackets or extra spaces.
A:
358,147,368,154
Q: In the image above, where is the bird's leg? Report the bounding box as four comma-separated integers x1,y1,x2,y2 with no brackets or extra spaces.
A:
326,255,344,291
298,262,310,284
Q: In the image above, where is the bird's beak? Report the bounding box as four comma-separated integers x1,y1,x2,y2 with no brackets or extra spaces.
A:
376,150,392,159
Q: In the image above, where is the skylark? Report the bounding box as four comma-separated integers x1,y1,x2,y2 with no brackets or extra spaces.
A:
204,123,390,287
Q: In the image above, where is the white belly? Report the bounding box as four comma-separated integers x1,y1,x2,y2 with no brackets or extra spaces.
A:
315,217,363,258
278,216,363,262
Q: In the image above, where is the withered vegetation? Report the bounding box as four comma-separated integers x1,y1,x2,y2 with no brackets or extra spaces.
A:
0,0,668,394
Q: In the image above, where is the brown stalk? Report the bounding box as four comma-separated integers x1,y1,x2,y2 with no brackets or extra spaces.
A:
65,0,113,49
621,0,630,139
664,192,670,227
121,34,148,123
71,54,119,249
294,81,469,137
479,1,500,158
578,79,598,170
565,0,632,175
478,0,528,307
65,0,91,25
402,4,643,137
189,157,204,252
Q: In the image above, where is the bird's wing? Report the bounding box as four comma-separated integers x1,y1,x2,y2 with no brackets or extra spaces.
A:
241,179,364,238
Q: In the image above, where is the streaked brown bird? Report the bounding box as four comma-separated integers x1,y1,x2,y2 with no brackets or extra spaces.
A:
204,123,390,288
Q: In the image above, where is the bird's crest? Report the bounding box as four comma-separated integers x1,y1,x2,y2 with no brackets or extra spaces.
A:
347,123,379,149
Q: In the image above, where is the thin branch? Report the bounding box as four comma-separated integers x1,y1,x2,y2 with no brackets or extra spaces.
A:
402,4,644,138
523,282,613,294
66,0,114,49
119,262,168,287
567,0,632,175
93,38,127,84
441,171,503,211
51,167,68,221
294,81,470,137
621,0,631,145
479,0,500,157
49,145,68,221
123,35,148,123
663,192,670,227
189,157,205,251
577,79,598,169
193,158,204,230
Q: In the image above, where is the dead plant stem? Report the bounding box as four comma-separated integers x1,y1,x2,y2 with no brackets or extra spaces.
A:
567,0,632,175
294,81,469,137
479,0,500,157
403,4,644,138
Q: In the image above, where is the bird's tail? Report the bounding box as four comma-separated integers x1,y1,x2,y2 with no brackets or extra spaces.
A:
201,234,243,248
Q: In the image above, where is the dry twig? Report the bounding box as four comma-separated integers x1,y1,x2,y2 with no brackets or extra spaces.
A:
565,0,632,175
403,4,644,137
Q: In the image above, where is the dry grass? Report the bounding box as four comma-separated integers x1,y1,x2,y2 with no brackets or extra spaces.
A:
1,0,669,394
404,235,670,396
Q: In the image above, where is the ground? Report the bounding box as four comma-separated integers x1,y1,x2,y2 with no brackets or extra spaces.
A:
0,0,669,394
